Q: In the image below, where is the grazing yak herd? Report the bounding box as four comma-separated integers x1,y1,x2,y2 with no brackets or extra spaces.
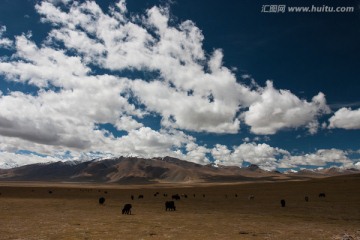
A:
96,191,327,215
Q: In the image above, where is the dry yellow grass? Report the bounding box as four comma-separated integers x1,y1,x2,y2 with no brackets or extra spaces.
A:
1,175,360,240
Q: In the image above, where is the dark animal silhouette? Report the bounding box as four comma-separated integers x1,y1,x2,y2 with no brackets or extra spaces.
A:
98,197,105,205
48,190,53,194
131,195,134,200
305,196,309,202
319,193,326,198
138,194,144,199
122,204,132,214
235,194,238,198
248,195,255,200
172,194,180,200
165,201,176,211
203,194,205,198
280,199,286,207
163,193,168,197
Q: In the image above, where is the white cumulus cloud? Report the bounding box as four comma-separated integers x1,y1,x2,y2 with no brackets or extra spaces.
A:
0,25,13,49
278,149,354,169
212,143,289,170
328,107,360,129
243,81,330,135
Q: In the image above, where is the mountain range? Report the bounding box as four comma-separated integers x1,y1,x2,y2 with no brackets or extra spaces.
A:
0,156,359,184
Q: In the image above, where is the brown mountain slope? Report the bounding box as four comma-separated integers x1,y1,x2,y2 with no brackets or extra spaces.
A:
0,156,286,183
1,156,357,183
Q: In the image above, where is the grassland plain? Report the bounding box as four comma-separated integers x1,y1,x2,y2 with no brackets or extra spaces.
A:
0,175,360,240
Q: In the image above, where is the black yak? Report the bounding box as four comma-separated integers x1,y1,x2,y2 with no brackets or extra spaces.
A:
319,193,326,198
172,194,180,200
305,196,309,202
165,201,176,211
280,199,286,207
138,194,144,199
122,204,132,214
99,197,105,205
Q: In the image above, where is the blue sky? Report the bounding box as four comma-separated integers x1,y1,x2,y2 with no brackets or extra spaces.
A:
0,0,359,170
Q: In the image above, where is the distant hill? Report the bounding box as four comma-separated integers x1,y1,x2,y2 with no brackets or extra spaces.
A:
0,156,358,183
290,167,360,178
